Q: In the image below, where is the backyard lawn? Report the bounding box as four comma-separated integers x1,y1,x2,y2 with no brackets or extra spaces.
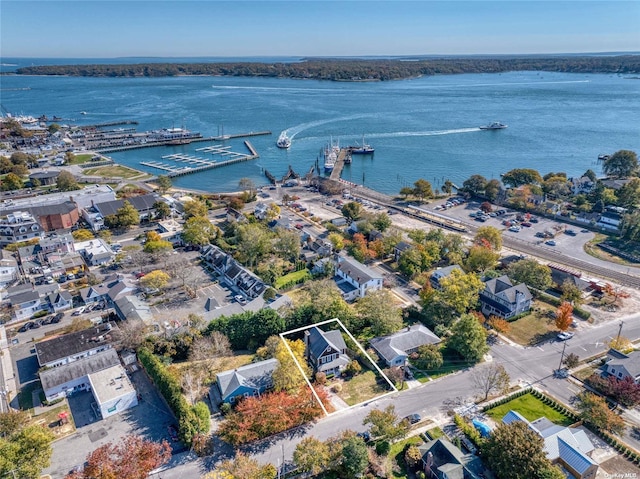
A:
389,435,423,479
504,302,560,345
485,392,574,426
336,371,390,406
274,269,311,289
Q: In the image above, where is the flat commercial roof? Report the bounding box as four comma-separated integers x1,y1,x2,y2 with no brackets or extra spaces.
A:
89,364,136,405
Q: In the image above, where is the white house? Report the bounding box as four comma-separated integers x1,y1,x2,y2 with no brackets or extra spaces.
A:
88,364,138,419
0,211,44,246
74,238,114,266
334,256,383,301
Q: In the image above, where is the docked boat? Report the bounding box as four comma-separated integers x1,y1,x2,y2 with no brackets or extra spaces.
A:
598,154,611,161
349,134,374,154
276,132,291,149
323,139,339,173
479,121,507,130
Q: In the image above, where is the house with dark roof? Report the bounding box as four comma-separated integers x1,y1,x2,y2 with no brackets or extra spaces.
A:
201,245,265,299
502,410,598,479
214,358,278,404
369,325,441,368
605,349,640,383
35,322,117,368
393,240,413,262
430,265,464,291
47,290,73,312
304,326,350,377
29,170,61,186
334,255,383,301
419,437,484,479
226,207,247,224
597,205,627,232
94,194,160,221
9,289,43,321
548,264,591,296
0,211,44,246
479,275,532,319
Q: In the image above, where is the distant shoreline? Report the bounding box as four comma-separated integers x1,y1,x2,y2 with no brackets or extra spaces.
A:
7,55,640,81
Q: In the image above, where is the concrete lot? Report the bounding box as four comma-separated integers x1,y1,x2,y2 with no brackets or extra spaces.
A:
43,368,179,478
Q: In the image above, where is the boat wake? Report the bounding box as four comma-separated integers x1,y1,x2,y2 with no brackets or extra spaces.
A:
299,127,480,142
279,114,374,142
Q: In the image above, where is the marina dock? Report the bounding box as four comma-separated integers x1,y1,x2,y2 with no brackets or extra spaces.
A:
329,148,350,181
140,140,259,178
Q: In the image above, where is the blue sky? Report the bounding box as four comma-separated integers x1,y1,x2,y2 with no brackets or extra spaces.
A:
1,1,639,58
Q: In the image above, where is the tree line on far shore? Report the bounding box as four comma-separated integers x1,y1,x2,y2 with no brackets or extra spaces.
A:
10,55,640,80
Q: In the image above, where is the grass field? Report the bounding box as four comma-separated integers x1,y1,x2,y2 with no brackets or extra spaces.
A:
485,392,574,426
84,164,150,180
274,269,311,289
68,153,93,165
336,370,389,406
504,302,560,345
389,435,424,479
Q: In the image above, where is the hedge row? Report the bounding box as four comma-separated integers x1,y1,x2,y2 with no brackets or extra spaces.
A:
537,292,591,320
138,347,210,446
598,429,640,466
481,387,531,412
453,414,485,448
482,387,579,423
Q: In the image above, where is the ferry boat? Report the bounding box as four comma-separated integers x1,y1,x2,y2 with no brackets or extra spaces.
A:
276,132,291,149
479,121,507,130
349,134,374,154
150,127,202,143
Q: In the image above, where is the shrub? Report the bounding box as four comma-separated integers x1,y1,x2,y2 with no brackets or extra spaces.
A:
331,383,343,393
375,440,390,456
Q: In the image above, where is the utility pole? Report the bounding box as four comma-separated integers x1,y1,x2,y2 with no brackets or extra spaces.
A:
616,320,624,346
557,340,568,373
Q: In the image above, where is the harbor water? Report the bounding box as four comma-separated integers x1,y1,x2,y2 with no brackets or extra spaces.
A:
1,67,639,194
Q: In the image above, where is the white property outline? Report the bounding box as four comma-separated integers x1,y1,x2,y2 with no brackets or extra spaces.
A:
279,317,398,417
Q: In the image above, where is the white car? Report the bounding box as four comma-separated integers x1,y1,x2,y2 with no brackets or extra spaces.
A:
509,226,521,232
557,332,574,341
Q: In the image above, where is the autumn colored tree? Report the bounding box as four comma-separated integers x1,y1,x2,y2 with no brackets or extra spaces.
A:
140,269,170,291
487,316,510,334
602,283,631,305
555,302,573,331
66,435,171,479
576,392,625,434
609,335,633,352
212,452,276,479
474,226,502,251
438,269,484,314
293,437,332,475
184,198,209,218
363,405,409,442
272,338,310,393
72,228,95,241
405,444,423,470
480,201,493,213
348,232,373,263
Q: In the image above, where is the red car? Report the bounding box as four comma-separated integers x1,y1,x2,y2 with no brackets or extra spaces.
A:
135,272,146,279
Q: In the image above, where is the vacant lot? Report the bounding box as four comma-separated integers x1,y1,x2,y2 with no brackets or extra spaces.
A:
335,370,390,406
84,164,150,180
504,303,560,345
485,392,574,426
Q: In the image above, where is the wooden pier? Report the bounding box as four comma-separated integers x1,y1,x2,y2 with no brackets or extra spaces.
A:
95,130,271,153
140,140,259,178
329,148,350,181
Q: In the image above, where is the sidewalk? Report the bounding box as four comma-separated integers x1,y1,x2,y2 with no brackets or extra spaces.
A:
0,325,17,411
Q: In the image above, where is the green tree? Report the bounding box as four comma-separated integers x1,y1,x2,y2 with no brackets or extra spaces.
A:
542,176,571,198
272,338,310,393
413,178,433,201
622,211,640,242
442,179,454,195
484,179,502,201
355,289,403,336
464,245,499,273
1,172,23,191
56,170,80,191
156,175,172,194
182,216,218,246
153,200,171,219
506,259,552,291
328,232,345,251
273,227,301,261
462,174,487,197
183,199,208,219
236,223,272,268
115,200,140,228
293,437,331,475
448,313,488,362
474,225,503,251
339,435,369,478
399,186,414,200
482,421,563,479
363,405,409,442
398,247,423,278
560,279,584,306
372,212,392,232
617,177,640,208
0,411,54,479
603,149,638,178
413,344,443,370
438,269,484,314
576,392,625,434
143,238,173,254
501,168,543,188
341,201,363,221
216,452,276,479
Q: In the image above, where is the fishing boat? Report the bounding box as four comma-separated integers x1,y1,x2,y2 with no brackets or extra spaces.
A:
479,121,507,130
323,138,339,174
276,132,291,149
349,134,374,154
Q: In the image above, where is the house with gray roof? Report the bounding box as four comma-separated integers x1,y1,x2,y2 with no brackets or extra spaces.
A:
418,437,484,479
200,245,265,299
334,255,383,301
47,290,73,312
94,193,160,221
214,358,278,404
605,349,640,383
36,322,117,368
370,324,441,367
430,265,464,290
40,348,120,402
502,410,598,479
9,289,43,321
479,275,532,319
304,326,350,377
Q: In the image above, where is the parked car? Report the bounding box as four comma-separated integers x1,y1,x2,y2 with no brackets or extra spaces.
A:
234,294,247,305
41,316,53,325
403,413,422,425
52,313,64,323
72,306,86,316
557,331,574,341
565,229,577,236
545,240,557,246
509,226,521,232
